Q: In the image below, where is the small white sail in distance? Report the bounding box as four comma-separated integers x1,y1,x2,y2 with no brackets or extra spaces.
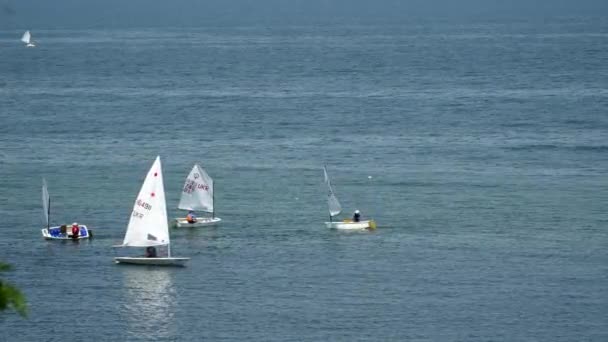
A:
42,178,50,228
122,156,170,247
21,30,31,44
177,164,214,213
323,166,342,217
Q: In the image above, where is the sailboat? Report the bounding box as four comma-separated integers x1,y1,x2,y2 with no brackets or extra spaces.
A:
323,166,376,230
114,156,189,266
21,30,36,47
40,178,91,240
174,164,221,228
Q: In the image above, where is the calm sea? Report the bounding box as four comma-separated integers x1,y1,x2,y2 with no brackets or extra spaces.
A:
1,17,607,341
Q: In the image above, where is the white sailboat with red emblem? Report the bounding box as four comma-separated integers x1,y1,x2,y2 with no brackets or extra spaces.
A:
174,164,221,227
114,156,189,266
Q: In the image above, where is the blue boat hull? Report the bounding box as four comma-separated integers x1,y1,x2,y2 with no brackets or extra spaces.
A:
41,225,91,240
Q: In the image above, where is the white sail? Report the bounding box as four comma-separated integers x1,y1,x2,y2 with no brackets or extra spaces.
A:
323,166,342,217
122,156,170,247
42,178,50,228
177,164,214,213
21,30,31,44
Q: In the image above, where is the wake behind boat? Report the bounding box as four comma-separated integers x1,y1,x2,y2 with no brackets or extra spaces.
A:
114,156,189,267
40,178,91,240
323,166,377,230
21,30,35,47
174,164,221,228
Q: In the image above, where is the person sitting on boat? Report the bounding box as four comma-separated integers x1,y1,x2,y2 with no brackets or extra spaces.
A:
186,210,197,224
145,246,157,258
353,210,361,222
71,222,80,240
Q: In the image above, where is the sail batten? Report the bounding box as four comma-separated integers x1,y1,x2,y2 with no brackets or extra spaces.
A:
177,164,214,213
122,156,170,247
323,166,342,217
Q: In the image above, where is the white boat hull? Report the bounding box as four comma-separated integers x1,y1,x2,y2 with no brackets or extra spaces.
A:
325,220,376,230
41,225,91,240
26,43,35,47
114,257,189,267
174,217,221,228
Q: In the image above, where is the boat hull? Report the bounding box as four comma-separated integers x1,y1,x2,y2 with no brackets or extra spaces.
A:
325,220,376,230
174,217,221,228
114,257,189,267
41,225,91,240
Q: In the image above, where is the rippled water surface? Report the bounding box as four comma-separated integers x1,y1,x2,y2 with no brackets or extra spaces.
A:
1,17,607,341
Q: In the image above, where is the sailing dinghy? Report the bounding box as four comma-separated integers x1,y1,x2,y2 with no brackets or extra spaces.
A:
21,30,35,47
40,178,91,240
174,164,221,228
114,156,189,267
323,166,376,230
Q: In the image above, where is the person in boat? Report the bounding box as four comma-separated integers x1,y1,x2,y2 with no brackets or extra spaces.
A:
145,246,157,258
60,224,67,235
71,222,80,240
353,210,361,222
186,210,197,224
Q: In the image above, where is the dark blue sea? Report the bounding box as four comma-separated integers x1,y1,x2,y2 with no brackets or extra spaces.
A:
1,16,608,341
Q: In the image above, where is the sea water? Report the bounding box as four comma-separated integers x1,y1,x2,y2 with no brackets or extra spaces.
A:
0,17,607,341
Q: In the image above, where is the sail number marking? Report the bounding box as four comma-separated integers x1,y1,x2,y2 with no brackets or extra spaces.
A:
136,199,153,210
132,210,144,219
183,180,209,194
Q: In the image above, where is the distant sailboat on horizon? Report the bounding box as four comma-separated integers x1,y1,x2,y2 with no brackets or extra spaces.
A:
21,30,36,47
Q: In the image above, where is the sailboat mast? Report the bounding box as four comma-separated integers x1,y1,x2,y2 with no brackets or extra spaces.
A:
212,179,215,218
167,243,171,258
48,196,51,229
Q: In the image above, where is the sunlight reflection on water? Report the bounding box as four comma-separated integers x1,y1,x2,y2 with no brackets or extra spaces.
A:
121,267,177,340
